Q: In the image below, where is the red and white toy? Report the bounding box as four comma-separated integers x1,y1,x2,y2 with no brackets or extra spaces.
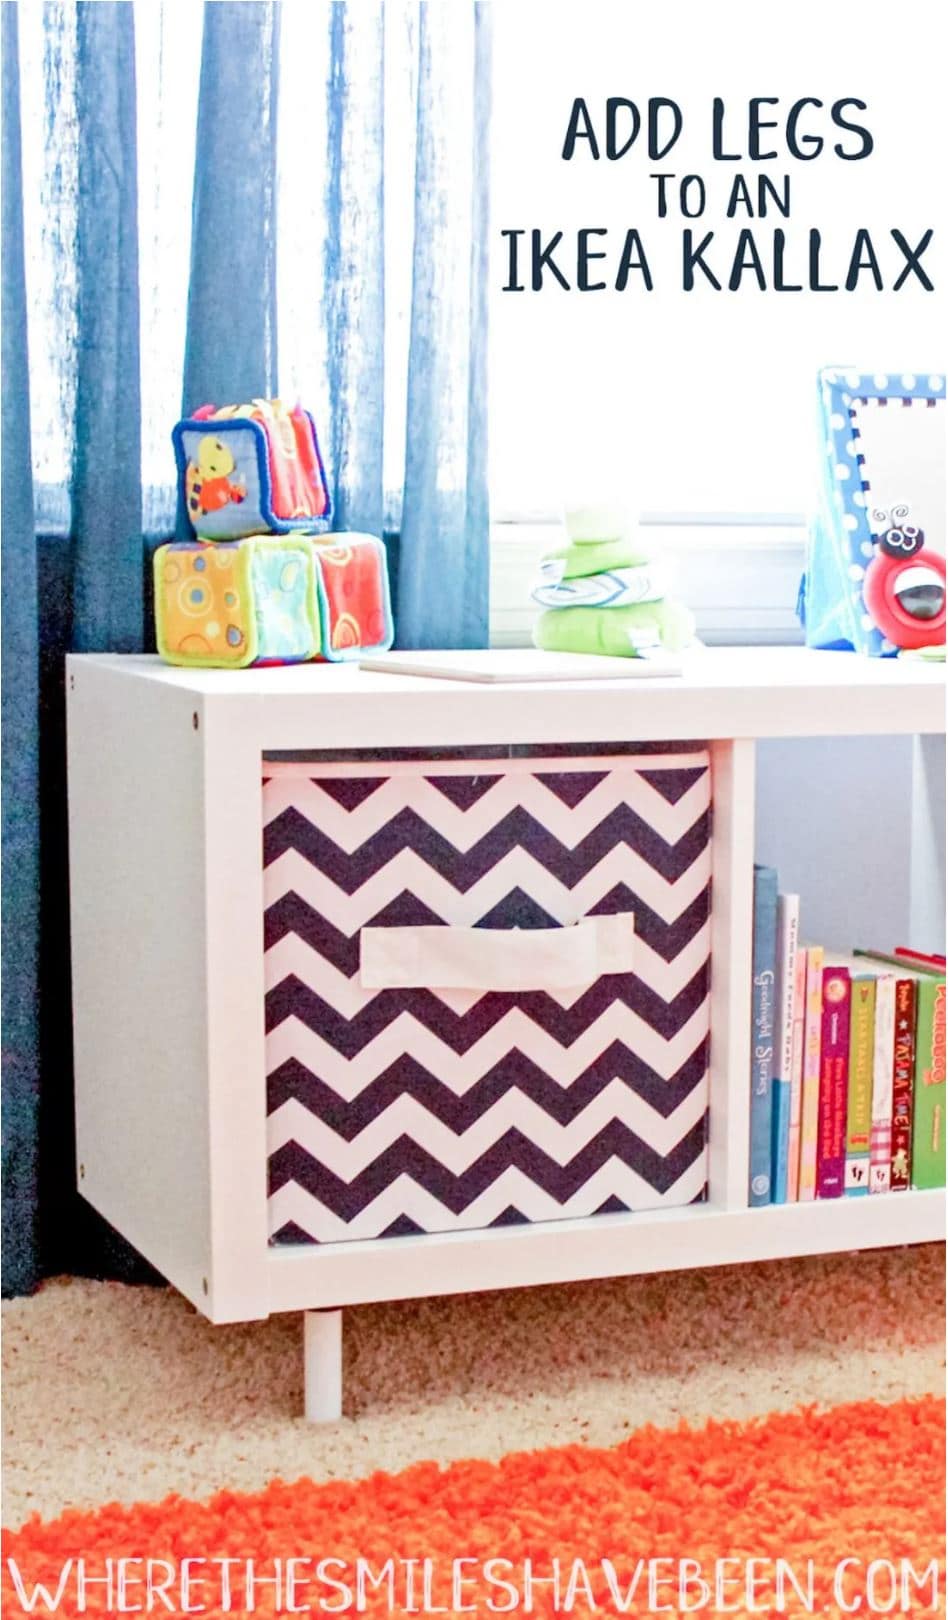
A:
863,505,946,651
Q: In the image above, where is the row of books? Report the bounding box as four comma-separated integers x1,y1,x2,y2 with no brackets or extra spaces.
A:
749,865,946,1205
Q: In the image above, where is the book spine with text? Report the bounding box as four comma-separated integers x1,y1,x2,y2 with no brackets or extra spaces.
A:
844,976,875,1195
816,965,850,1198
910,975,946,1190
797,946,824,1202
869,974,896,1194
771,894,800,1205
787,938,808,1202
890,978,917,1192
749,865,779,1206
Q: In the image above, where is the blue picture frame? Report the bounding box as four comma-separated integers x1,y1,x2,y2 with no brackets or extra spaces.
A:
804,367,945,656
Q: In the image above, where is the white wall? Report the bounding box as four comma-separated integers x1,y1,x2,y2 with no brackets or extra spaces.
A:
755,735,945,953
910,735,947,953
490,1,945,518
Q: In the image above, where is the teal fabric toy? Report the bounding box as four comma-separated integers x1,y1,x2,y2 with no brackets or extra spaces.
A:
531,506,696,657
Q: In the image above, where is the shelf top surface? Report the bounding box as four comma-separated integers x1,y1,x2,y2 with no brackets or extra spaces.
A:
68,646,946,740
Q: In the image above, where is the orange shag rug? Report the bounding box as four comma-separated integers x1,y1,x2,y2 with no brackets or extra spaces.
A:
3,1396,944,1617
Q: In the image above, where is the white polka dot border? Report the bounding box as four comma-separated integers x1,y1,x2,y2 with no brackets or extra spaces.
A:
818,367,944,654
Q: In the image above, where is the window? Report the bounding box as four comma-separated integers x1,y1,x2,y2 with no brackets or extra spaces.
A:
19,2,433,539
488,4,943,524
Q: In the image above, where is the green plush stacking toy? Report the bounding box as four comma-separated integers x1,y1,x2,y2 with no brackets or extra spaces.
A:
531,502,696,658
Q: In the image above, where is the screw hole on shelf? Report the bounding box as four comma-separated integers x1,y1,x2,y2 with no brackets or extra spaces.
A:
79,1164,85,1180
192,712,200,731
202,1277,208,1296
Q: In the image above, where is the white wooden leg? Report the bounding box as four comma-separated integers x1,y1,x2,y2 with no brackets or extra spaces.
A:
303,1309,343,1422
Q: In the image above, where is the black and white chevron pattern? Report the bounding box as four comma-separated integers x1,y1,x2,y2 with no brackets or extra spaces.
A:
263,752,712,1244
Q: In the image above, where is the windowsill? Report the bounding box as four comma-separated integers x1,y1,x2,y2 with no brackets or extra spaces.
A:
490,519,807,649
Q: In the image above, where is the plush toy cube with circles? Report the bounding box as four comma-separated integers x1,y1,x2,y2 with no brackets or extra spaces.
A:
154,535,321,669
154,532,394,669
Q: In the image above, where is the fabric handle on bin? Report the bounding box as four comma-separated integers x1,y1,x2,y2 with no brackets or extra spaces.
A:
359,914,636,992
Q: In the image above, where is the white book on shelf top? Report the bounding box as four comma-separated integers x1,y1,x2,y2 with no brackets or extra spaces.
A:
358,649,683,682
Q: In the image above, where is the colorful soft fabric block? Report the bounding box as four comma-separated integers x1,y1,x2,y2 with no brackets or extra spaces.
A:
312,533,394,662
172,399,330,540
154,536,320,669
154,532,394,669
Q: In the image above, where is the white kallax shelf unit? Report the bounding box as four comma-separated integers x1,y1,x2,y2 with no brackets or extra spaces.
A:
66,646,946,1421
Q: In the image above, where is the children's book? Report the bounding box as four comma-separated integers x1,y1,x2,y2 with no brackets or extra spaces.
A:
771,893,800,1204
824,953,881,1196
749,865,779,1206
887,977,918,1191
844,974,875,1196
797,946,824,1202
869,973,896,1194
857,951,945,1190
913,973,946,1188
816,964,851,1198
787,938,808,1202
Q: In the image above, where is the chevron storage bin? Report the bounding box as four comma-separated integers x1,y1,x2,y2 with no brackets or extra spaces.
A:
262,749,712,1245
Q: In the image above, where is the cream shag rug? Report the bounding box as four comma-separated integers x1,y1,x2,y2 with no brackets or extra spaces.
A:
2,1244,945,1529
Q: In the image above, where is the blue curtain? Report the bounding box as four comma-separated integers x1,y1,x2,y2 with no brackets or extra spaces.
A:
2,1,41,1297
1,1,491,1296
399,5,491,648
323,5,385,538
182,3,281,424
317,2,491,641
72,2,143,653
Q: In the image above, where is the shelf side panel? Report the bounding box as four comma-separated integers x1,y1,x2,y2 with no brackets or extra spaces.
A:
67,660,214,1312
708,738,755,1210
